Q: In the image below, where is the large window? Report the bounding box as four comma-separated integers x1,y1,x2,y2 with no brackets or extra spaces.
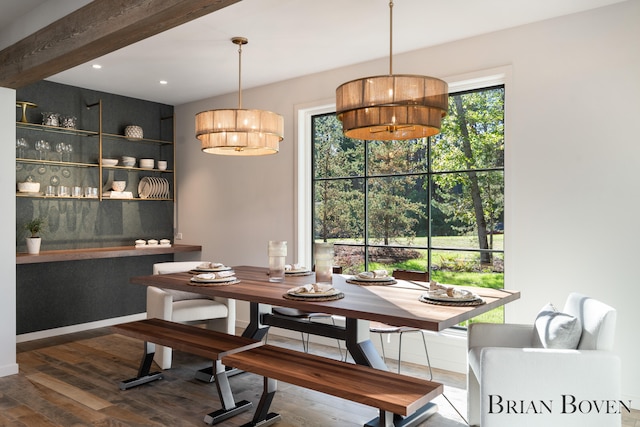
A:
311,84,505,323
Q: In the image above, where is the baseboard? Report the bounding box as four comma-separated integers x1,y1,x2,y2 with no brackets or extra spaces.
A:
16,313,147,343
0,363,19,377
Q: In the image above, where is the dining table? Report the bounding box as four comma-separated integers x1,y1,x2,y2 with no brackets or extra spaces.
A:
129,265,520,426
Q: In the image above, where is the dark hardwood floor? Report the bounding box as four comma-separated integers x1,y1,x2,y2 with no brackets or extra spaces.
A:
2,329,638,426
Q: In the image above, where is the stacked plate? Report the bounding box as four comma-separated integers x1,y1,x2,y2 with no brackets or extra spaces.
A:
138,177,170,199
284,283,344,301
285,264,312,276
192,262,232,273
348,271,396,285
190,269,237,285
419,287,484,306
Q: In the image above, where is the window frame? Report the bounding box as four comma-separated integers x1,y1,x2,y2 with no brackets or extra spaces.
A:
295,68,510,272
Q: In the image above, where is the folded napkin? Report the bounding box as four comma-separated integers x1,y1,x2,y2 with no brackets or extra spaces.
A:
292,283,334,294
357,269,389,279
195,270,235,280
285,263,305,271
429,281,472,298
198,262,225,269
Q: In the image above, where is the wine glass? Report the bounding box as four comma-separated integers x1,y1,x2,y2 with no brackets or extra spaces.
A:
16,138,28,158
35,140,44,160
63,144,74,162
55,142,65,161
43,141,51,160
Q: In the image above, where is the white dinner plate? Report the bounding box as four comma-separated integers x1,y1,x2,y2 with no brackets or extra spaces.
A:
286,269,311,274
191,275,237,283
193,266,233,272
137,178,148,199
286,286,342,298
350,275,395,282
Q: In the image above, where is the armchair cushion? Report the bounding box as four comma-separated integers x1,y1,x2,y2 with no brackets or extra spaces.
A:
163,288,209,302
532,303,582,349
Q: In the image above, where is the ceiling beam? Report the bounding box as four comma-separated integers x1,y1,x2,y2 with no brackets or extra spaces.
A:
0,0,241,89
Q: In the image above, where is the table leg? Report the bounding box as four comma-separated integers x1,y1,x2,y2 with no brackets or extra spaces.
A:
344,318,389,371
242,302,271,341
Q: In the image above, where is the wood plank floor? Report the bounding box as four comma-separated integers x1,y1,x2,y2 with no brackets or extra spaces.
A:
2,328,638,426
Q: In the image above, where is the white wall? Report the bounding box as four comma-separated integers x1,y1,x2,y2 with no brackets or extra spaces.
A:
174,0,639,407
0,87,18,376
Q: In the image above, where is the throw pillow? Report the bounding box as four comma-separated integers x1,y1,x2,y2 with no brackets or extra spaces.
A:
532,303,582,349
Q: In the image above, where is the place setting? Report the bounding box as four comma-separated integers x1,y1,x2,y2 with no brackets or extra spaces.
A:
188,262,239,286
346,269,397,286
284,263,312,276
419,281,485,306
190,261,233,273
283,283,344,302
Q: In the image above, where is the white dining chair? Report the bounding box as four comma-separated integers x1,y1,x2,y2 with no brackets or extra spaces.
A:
147,261,236,369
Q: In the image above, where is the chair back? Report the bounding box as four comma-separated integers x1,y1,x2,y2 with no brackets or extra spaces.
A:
563,292,616,351
392,269,429,282
153,261,203,275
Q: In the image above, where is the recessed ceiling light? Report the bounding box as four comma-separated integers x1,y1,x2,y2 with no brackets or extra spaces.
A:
159,80,168,85
92,64,102,69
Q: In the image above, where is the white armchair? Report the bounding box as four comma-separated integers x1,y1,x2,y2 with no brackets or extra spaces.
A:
147,261,236,369
467,292,620,427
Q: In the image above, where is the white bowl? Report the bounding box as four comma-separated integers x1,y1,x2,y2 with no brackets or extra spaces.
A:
147,239,158,246
111,181,126,192
139,158,154,169
102,158,118,166
17,182,40,193
121,156,136,167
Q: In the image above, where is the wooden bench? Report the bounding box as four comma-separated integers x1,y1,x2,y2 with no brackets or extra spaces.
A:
111,318,263,425
222,344,443,427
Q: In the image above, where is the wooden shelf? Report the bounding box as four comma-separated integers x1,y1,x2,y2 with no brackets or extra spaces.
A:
16,244,201,265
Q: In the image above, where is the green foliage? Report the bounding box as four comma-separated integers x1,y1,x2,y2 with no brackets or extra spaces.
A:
431,88,505,250
24,217,46,238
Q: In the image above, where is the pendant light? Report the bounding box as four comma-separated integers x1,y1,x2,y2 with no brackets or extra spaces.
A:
195,37,284,156
336,1,448,141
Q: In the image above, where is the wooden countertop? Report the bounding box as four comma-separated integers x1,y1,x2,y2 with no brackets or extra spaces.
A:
16,244,202,264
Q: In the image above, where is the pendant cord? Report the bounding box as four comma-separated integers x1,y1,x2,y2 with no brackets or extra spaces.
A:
237,42,243,109
389,0,393,75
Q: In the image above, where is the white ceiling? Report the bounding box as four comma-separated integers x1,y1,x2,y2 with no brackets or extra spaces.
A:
1,0,628,106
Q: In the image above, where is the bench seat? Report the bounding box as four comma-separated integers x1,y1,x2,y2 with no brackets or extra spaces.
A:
112,318,262,361
223,344,443,427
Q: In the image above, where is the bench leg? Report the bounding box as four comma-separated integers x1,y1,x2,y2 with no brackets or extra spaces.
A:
203,360,253,425
239,377,281,427
118,341,163,390
364,402,439,427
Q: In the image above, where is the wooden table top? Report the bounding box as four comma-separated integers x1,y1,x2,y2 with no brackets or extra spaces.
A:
130,265,520,332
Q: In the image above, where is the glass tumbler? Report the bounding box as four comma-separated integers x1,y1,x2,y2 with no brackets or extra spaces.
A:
268,240,287,282
314,242,334,283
